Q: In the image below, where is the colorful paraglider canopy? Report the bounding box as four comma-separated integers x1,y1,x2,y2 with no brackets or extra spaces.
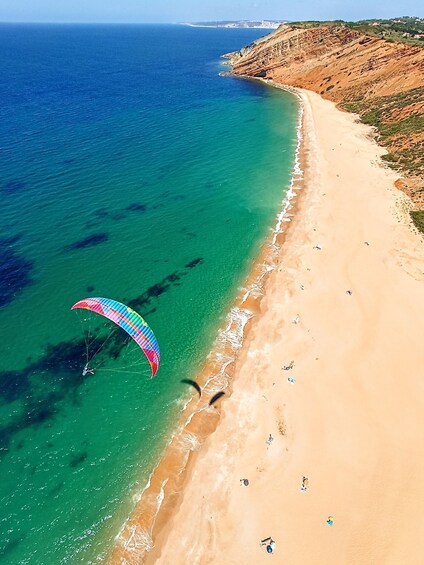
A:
71,297,160,377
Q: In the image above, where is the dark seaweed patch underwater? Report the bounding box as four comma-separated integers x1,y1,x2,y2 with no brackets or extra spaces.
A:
126,202,147,212
0,535,26,559
64,233,109,251
2,180,27,194
84,203,147,229
0,235,33,308
0,21,298,565
0,259,203,456
69,451,88,468
0,336,101,456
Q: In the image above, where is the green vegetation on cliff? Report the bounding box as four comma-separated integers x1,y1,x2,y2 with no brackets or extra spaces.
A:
342,87,424,177
291,16,424,46
411,210,424,233
231,17,424,232
343,87,424,233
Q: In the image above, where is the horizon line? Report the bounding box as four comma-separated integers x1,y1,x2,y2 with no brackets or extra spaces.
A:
0,15,421,26
0,20,182,25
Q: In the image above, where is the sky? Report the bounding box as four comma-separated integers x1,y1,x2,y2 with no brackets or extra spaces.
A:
0,0,422,24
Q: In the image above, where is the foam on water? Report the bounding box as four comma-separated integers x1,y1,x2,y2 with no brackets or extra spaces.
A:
113,92,304,563
0,25,300,564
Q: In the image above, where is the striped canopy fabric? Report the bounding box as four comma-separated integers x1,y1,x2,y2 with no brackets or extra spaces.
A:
71,297,160,377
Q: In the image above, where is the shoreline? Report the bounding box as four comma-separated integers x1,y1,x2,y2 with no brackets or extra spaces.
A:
119,83,424,564
110,84,305,563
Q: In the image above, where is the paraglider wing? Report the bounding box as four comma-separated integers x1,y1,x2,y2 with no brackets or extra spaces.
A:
71,297,160,377
181,379,202,397
209,391,225,406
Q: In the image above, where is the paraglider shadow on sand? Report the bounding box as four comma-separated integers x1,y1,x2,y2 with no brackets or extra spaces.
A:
180,380,226,406
181,379,225,406
209,391,225,406
181,379,202,397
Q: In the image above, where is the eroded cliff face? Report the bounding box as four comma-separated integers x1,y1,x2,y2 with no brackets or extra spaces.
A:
226,25,424,207
228,25,424,100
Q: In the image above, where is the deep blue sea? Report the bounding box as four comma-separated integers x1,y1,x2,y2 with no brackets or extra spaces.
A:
0,24,298,563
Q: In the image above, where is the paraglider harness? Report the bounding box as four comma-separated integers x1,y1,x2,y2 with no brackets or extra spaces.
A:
82,364,95,377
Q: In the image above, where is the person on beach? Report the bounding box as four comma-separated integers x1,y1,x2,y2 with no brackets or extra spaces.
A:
266,434,274,445
261,537,277,553
301,476,309,491
327,516,334,527
261,538,276,554
266,542,275,554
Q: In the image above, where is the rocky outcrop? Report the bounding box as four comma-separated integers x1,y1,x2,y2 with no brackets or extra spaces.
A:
226,25,424,207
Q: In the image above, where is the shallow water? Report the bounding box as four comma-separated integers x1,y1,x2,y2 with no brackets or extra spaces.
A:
0,24,298,563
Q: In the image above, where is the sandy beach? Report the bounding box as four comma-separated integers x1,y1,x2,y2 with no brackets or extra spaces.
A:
114,87,424,564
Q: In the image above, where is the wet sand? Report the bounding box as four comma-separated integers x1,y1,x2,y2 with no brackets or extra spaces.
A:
113,87,424,564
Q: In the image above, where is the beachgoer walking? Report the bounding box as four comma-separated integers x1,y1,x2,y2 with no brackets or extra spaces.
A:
301,476,309,491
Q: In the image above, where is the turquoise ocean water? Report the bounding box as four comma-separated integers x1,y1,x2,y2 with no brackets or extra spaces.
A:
0,24,298,563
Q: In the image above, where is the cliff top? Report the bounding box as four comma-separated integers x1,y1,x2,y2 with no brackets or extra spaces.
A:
227,19,424,221
290,16,424,47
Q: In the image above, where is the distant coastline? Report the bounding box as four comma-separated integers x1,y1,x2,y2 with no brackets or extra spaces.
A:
183,20,283,29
